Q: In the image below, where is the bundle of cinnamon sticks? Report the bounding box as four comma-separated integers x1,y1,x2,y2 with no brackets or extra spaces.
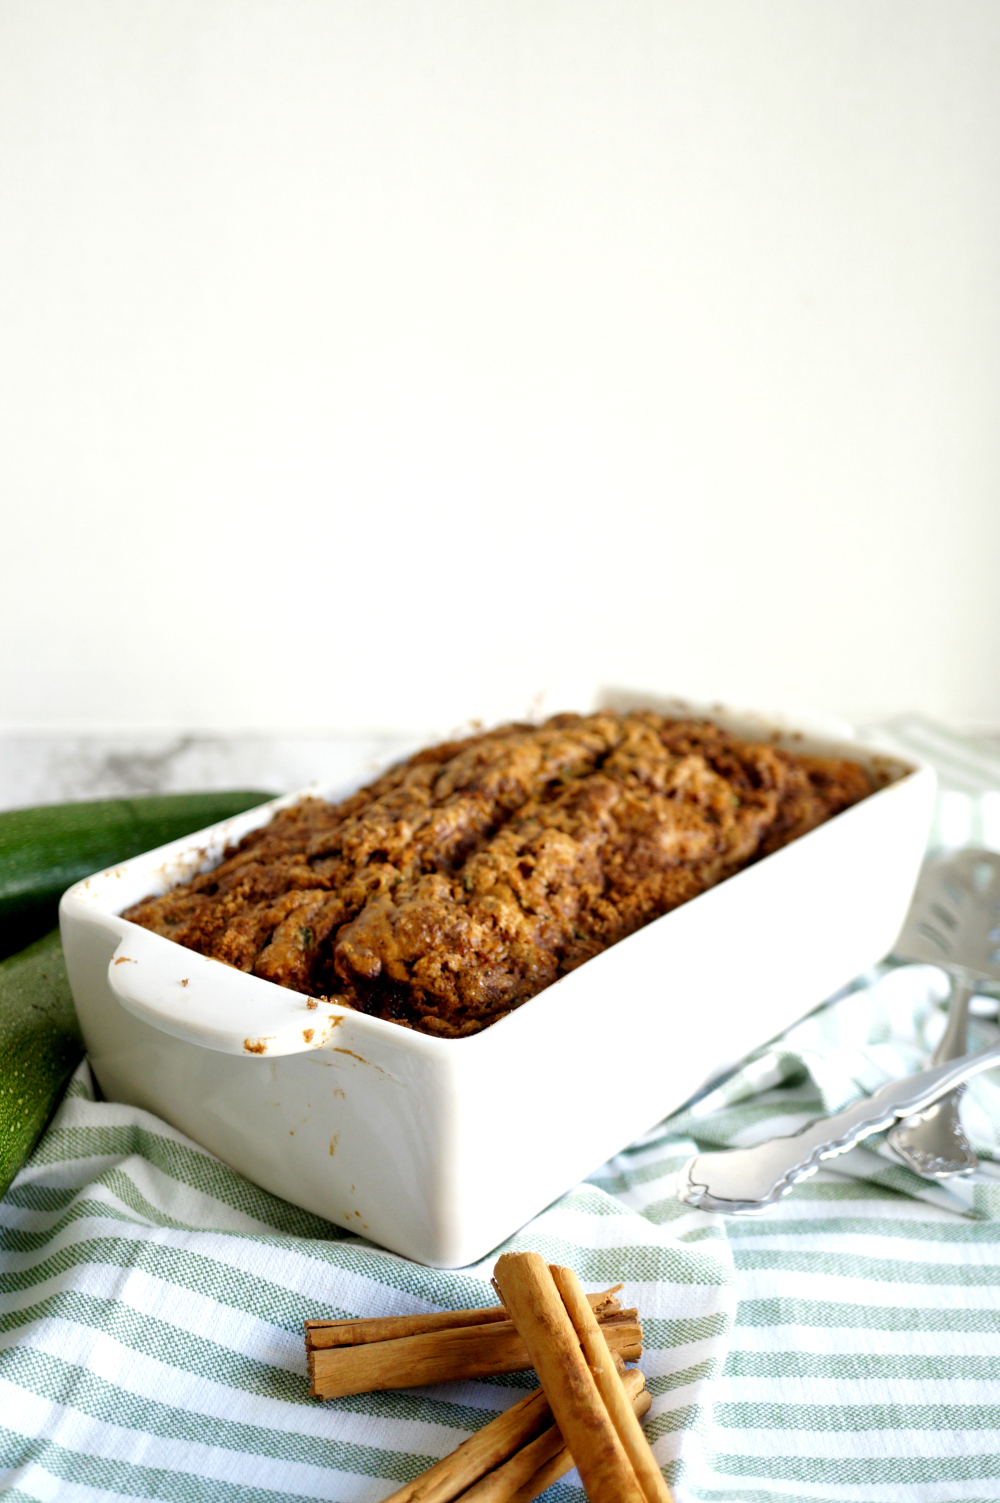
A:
305,1252,672,1503
491,1253,672,1503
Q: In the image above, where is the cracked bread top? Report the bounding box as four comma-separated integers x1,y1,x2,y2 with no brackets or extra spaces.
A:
122,712,873,1037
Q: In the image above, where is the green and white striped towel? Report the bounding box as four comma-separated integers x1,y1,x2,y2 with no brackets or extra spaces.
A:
4,722,1000,1503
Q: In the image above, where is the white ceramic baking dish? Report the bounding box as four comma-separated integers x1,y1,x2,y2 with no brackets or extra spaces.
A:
59,690,935,1267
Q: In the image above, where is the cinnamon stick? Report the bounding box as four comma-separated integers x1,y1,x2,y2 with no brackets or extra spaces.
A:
305,1288,623,1352
493,1252,645,1503
456,1369,649,1503
381,1370,649,1503
550,1265,672,1503
379,1386,555,1503
308,1310,641,1400
508,1389,652,1503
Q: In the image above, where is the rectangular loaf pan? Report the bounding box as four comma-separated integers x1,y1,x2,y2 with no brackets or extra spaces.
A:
60,689,935,1267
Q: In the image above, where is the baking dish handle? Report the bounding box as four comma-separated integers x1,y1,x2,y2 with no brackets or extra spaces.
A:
107,928,346,1056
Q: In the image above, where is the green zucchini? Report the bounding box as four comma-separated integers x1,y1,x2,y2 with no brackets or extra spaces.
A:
0,790,275,961
0,929,83,1200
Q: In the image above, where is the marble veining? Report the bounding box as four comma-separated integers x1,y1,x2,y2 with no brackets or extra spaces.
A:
0,733,428,811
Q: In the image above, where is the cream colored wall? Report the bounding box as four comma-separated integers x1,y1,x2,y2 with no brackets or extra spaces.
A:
2,1,998,732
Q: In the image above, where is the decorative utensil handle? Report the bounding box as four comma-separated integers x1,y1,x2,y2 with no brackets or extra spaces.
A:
886,970,978,1178
678,1040,1000,1214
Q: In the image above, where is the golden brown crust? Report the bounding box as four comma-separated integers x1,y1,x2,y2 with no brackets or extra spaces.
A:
123,712,873,1037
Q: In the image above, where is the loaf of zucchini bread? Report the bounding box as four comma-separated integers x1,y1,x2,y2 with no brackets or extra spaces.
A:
123,712,873,1037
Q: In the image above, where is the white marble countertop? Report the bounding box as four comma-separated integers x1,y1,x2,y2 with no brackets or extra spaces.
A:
3,726,999,813
0,733,432,810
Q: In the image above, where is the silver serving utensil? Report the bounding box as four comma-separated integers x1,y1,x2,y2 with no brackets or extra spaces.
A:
678,1040,1000,1214
887,849,1000,1177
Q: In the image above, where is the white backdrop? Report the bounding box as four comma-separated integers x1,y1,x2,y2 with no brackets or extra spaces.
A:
2,0,999,734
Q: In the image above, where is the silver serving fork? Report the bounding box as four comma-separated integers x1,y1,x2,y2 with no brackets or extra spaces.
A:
677,848,1000,1215
887,849,1000,1177
677,1041,1000,1215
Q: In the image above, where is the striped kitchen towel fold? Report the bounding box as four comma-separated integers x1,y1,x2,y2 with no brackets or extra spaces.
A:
0,1061,733,1503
